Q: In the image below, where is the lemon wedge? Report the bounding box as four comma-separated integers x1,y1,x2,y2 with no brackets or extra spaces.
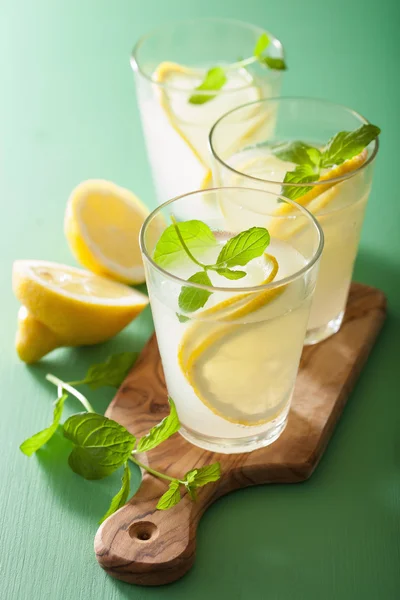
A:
64,180,158,285
13,260,148,363
178,254,288,425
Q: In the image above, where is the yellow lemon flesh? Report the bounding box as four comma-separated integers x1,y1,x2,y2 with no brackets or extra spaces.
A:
64,179,159,285
13,260,149,363
178,254,288,425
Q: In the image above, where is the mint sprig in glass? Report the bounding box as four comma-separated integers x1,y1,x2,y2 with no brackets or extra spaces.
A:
210,97,380,344
140,186,323,454
131,18,286,212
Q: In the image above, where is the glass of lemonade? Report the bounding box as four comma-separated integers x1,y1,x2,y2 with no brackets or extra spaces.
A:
209,98,379,344
131,18,285,216
140,187,323,453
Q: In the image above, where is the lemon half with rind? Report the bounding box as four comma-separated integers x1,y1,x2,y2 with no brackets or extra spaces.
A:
13,260,148,363
65,179,156,285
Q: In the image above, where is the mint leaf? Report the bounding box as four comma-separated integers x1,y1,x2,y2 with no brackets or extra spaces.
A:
156,479,181,510
216,227,270,268
321,124,380,168
137,397,180,453
254,33,270,56
153,220,215,268
188,67,227,105
63,413,135,480
178,271,213,313
20,393,67,456
184,463,221,488
176,313,190,323
99,462,131,524
215,268,246,280
282,164,319,201
272,141,321,167
78,352,138,390
258,56,287,71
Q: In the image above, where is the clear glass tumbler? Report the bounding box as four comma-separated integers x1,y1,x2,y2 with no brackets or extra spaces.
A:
210,98,379,344
140,187,323,454
131,18,285,216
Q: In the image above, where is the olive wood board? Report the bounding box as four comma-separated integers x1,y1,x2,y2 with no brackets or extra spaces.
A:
94,282,386,586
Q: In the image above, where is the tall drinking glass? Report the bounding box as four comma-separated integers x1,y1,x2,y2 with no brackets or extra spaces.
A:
140,187,323,454
131,18,285,217
210,98,379,344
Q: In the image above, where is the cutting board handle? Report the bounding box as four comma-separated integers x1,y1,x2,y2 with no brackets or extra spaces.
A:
94,471,206,586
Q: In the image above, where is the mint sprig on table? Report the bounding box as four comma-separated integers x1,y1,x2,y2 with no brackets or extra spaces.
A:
189,32,286,105
153,217,271,313
20,352,221,523
273,123,380,201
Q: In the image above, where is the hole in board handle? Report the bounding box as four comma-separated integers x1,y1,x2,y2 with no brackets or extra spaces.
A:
129,521,159,542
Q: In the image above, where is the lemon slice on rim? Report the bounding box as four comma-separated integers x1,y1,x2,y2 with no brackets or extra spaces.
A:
178,254,288,425
220,150,368,238
64,179,162,284
13,260,148,363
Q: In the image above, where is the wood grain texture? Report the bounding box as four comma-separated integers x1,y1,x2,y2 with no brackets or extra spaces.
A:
94,283,386,586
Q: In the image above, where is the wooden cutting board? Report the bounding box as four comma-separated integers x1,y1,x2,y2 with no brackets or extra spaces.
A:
94,282,386,586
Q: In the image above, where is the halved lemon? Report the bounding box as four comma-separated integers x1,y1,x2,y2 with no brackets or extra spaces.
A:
13,260,148,363
64,179,159,284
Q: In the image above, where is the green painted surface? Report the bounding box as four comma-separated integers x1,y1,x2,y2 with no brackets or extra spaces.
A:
1,1,399,598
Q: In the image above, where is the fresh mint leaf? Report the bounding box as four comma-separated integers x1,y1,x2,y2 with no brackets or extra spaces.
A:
137,397,180,453
176,313,190,323
258,56,287,71
321,124,380,168
216,227,270,268
178,271,213,313
156,479,181,510
254,33,270,56
184,463,221,488
215,268,247,280
63,413,135,480
153,220,215,268
272,141,321,167
282,164,319,201
307,147,322,168
79,352,138,390
99,462,131,524
20,393,67,456
188,67,227,105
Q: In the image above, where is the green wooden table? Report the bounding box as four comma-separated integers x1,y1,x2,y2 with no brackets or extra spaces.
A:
2,1,399,598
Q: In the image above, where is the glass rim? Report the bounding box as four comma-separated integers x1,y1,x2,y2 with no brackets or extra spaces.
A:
139,186,324,294
130,17,285,94
209,96,380,186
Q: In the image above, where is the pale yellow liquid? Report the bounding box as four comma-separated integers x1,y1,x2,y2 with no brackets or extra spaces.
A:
148,236,312,450
223,147,370,336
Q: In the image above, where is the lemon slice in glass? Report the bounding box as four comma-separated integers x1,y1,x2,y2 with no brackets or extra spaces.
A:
178,254,290,425
153,62,266,190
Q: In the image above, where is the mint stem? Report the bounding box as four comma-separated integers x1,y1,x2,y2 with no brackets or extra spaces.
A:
226,56,257,71
170,216,207,270
129,455,183,484
46,374,95,413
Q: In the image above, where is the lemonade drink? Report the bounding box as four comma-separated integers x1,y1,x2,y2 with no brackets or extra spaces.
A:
131,19,285,217
210,98,379,344
140,188,323,453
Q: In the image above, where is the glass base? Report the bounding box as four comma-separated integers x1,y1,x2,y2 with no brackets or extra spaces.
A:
305,310,344,345
179,409,289,454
